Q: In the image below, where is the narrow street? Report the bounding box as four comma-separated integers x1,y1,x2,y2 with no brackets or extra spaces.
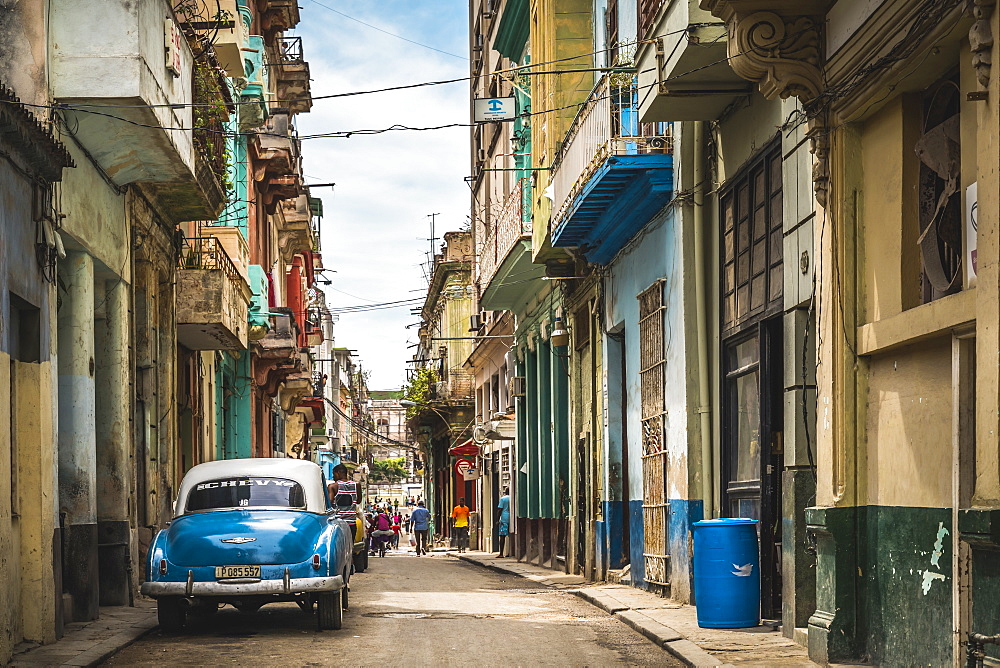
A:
102,549,679,666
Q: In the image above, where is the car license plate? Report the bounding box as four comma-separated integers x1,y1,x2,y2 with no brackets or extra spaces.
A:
215,565,260,579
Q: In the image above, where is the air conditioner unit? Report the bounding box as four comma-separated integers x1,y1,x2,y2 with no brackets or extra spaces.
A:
469,314,481,332
509,376,526,398
476,148,487,162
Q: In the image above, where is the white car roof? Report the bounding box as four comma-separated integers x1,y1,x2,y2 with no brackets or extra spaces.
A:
174,458,328,517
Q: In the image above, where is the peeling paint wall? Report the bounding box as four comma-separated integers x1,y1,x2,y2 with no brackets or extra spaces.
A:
0,105,60,662
603,204,702,593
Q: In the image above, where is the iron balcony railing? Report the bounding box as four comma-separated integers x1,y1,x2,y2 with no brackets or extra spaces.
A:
477,176,533,288
550,74,673,228
278,36,304,64
177,236,242,284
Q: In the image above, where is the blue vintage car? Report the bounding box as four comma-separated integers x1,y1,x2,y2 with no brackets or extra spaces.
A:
140,458,354,631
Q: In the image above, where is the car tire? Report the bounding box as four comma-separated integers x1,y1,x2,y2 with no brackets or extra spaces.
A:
316,592,342,631
341,584,349,611
157,598,186,632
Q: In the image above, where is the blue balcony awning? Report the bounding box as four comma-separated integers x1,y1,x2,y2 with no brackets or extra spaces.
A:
551,153,674,265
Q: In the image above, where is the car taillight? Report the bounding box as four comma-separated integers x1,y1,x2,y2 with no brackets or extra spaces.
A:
312,554,321,570
159,559,168,575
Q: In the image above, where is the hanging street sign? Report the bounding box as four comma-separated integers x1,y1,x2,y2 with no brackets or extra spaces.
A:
454,458,475,479
474,97,517,122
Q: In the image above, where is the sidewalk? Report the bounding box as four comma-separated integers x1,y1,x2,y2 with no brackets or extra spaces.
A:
8,602,157,667
450,551,823,668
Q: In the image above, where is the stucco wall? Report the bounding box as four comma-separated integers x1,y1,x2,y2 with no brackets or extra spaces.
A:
0,156,60,661
865,340,952,508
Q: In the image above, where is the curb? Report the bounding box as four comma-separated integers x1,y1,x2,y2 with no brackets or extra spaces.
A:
454,554,731,668
10,617,158,668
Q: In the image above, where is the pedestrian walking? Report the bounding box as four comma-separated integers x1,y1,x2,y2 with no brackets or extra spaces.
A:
451,498,470,553
326,463,349,501
496,487,510,558
410,500,431,556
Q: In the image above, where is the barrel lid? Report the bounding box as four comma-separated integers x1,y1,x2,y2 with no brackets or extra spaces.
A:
693,518,758,526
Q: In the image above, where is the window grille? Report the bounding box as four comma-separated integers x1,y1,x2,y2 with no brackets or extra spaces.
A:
638,279,669,587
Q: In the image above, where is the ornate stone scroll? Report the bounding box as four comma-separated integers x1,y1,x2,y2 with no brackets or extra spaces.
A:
969,0,996,88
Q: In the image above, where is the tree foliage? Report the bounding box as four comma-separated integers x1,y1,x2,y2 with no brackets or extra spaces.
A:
401,367,437,419
368,457,408,483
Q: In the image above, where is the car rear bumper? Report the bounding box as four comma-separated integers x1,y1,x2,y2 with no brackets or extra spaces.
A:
141,573,344,598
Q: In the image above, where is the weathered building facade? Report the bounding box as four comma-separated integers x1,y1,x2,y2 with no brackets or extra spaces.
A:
0,0,326,661
462,0,1000,664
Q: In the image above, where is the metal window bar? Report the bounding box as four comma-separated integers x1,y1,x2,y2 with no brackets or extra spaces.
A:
638,279,669,588
278,36,304,64
177,236,241,285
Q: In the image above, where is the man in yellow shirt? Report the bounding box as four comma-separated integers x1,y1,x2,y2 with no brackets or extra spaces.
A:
451,498,471,553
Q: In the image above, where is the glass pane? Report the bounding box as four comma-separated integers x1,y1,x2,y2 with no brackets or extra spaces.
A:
728,337,759,370
738,497,760,520
752,239,767,274
737,251,750,283
186,477,306,511
751,274,766,310
754,205,766,240
737,285,749,320
770,192,783,231
732,371,761,484
770,265,783,302
738,215,750,251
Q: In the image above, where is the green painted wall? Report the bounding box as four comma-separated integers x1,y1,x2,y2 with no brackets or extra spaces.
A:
810,505,953,666
215,352,251,460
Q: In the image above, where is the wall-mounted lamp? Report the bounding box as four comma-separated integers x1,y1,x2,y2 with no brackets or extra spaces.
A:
550,317,569,347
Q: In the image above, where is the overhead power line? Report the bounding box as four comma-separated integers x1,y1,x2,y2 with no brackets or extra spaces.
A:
305,0,468,61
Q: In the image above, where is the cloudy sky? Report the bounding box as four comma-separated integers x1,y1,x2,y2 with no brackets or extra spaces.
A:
294,1,470,390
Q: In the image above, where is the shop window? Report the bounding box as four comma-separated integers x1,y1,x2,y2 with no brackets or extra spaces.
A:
914,74,963,303
720,142,783,336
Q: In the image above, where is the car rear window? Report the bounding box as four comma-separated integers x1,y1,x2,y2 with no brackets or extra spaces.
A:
186,477,306,512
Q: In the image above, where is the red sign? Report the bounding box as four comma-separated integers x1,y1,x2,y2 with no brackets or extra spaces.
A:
454,458,475,478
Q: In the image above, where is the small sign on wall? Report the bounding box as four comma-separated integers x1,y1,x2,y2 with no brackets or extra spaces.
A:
165,18,182,77
966,182,978,288
474,97,516,122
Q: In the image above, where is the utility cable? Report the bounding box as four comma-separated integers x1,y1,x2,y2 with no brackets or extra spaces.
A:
304,0,468,61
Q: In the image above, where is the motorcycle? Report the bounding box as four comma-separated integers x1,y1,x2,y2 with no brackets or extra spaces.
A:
369,530,393,558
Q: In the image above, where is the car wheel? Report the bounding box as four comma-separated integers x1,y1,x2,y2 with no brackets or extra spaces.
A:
157,598,186,632
316,592,342,631
341,584,349,611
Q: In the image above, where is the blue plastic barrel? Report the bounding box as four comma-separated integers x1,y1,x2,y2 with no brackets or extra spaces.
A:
692,518,760,628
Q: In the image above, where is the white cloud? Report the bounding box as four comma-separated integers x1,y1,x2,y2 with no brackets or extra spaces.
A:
295,1,469,389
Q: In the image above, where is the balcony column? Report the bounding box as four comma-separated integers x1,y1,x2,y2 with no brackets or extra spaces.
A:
57,250,98,622
95,277,131,605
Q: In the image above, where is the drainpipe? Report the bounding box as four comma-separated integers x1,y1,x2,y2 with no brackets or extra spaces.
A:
692,121,714,520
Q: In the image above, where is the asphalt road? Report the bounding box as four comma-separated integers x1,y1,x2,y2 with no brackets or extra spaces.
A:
103,548,680,667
